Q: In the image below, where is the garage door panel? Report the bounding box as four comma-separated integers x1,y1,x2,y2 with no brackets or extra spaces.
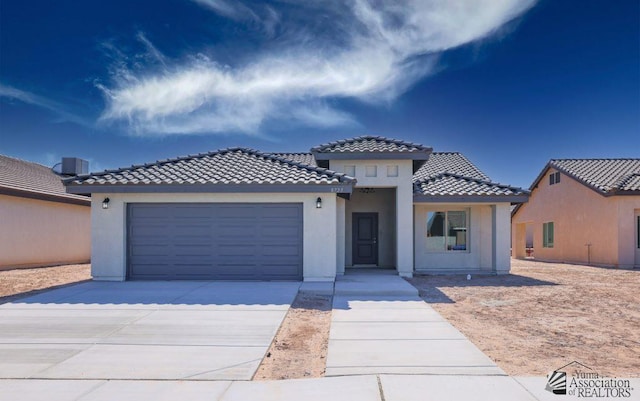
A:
128,203,303,280
261,244,300,256
130,246,171,257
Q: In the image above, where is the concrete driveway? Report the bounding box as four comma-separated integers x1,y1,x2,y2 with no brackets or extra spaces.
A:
0,281,300,381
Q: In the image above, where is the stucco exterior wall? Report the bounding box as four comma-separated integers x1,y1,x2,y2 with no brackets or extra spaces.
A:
511,168,640,267
344,188,396,268
414,203,507,273
329,159,414,276
90,192,338,281
0,194,90,269
616,197,640,268
336,197,346,275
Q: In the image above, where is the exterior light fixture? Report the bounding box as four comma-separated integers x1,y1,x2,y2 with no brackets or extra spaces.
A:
102,197,110,209
316,197,322,209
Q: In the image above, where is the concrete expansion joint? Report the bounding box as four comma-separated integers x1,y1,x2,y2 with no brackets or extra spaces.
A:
376,375,387,401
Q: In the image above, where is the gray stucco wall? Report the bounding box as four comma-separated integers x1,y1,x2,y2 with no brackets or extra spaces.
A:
345,188,396,268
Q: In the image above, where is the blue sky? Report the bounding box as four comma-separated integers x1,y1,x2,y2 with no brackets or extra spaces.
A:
1,0,638,188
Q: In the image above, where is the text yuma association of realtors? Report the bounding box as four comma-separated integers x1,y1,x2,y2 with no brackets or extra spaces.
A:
569,370,633,398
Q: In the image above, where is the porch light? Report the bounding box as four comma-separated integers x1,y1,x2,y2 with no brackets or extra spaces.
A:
316,197,322,209
102,197,110,209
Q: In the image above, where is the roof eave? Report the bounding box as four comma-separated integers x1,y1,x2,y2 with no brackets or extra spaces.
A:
65,182,356,195
1,186,91,206
413,194,530,203
607,189,640,196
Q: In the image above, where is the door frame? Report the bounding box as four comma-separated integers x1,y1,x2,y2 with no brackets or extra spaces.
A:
352,212,379,265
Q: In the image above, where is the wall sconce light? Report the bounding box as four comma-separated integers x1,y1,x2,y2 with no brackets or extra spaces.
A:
102,197,110,209
316,197,322,209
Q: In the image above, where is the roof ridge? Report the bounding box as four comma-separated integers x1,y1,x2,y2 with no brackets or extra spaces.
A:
64,147,252,182
257,150,354,183
269,152,312,155
65,147,355,185
0,154,53,170
310,135,430,153
550,157,640,162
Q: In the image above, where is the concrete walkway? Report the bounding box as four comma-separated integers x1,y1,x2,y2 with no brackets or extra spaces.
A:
326,272,503,376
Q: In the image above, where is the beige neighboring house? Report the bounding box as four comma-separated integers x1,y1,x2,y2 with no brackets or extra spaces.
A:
0,155,91,269
512,159,640,268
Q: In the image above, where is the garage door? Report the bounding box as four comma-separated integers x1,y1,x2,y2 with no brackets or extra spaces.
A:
127,203,303,280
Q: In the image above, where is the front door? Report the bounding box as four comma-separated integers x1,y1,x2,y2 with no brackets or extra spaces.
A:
635,211,640,268
352,213,378,265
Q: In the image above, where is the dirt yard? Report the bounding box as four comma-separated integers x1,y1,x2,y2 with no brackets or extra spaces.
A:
0,264,91,304
254,292,332,380
408,259,640,377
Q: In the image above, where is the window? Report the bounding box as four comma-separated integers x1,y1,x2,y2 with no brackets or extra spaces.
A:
549,171,561,185
637,216,640,249
543,222,554,248
426,210,468,252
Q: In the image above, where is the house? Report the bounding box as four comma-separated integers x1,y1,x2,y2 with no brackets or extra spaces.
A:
64,136,529,281
512,158,640,268
0,155,91,269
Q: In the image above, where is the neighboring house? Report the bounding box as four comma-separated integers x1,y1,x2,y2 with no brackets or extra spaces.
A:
0,155,91,269
512,159,640,268
64,136,528,281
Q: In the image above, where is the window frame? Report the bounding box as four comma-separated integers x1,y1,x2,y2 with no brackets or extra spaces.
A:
543,221,554,248
425,209,470,253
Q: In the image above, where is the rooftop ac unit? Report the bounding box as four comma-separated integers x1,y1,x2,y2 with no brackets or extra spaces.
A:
61,157,89,175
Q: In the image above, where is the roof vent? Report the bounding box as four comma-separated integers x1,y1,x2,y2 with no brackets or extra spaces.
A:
61,157,89,176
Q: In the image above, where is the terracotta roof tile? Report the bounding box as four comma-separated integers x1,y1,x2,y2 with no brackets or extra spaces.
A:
413,152,490,182
0,155,89,204
311,135,431,154
549,159,640,194
414,173,528,197
66,148,353,187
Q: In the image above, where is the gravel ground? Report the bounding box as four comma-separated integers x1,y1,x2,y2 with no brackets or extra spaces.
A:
407,259,640,377
254,293,333,380
0,264,91,304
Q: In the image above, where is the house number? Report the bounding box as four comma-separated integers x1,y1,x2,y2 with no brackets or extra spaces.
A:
330,187,345,193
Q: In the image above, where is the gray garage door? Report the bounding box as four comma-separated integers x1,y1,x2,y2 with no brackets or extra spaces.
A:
127,203,303,280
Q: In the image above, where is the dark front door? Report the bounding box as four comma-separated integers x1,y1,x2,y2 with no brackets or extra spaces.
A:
352,213,378,265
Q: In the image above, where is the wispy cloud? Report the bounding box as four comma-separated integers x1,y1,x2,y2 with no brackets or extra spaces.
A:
99,0,536,137
0,83,92,127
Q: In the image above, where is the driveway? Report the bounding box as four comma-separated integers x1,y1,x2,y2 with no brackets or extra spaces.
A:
0,281,300,380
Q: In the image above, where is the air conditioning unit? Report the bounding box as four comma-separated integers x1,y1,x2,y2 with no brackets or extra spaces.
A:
61,157,89,175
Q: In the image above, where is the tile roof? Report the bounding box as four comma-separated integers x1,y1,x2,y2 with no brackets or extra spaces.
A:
413,152,490,182
65,148,354,188
0,155,90,205
548,158,640,194
269,153,317,167
414,173,528,197
310,135,432,154
412,152,528,200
